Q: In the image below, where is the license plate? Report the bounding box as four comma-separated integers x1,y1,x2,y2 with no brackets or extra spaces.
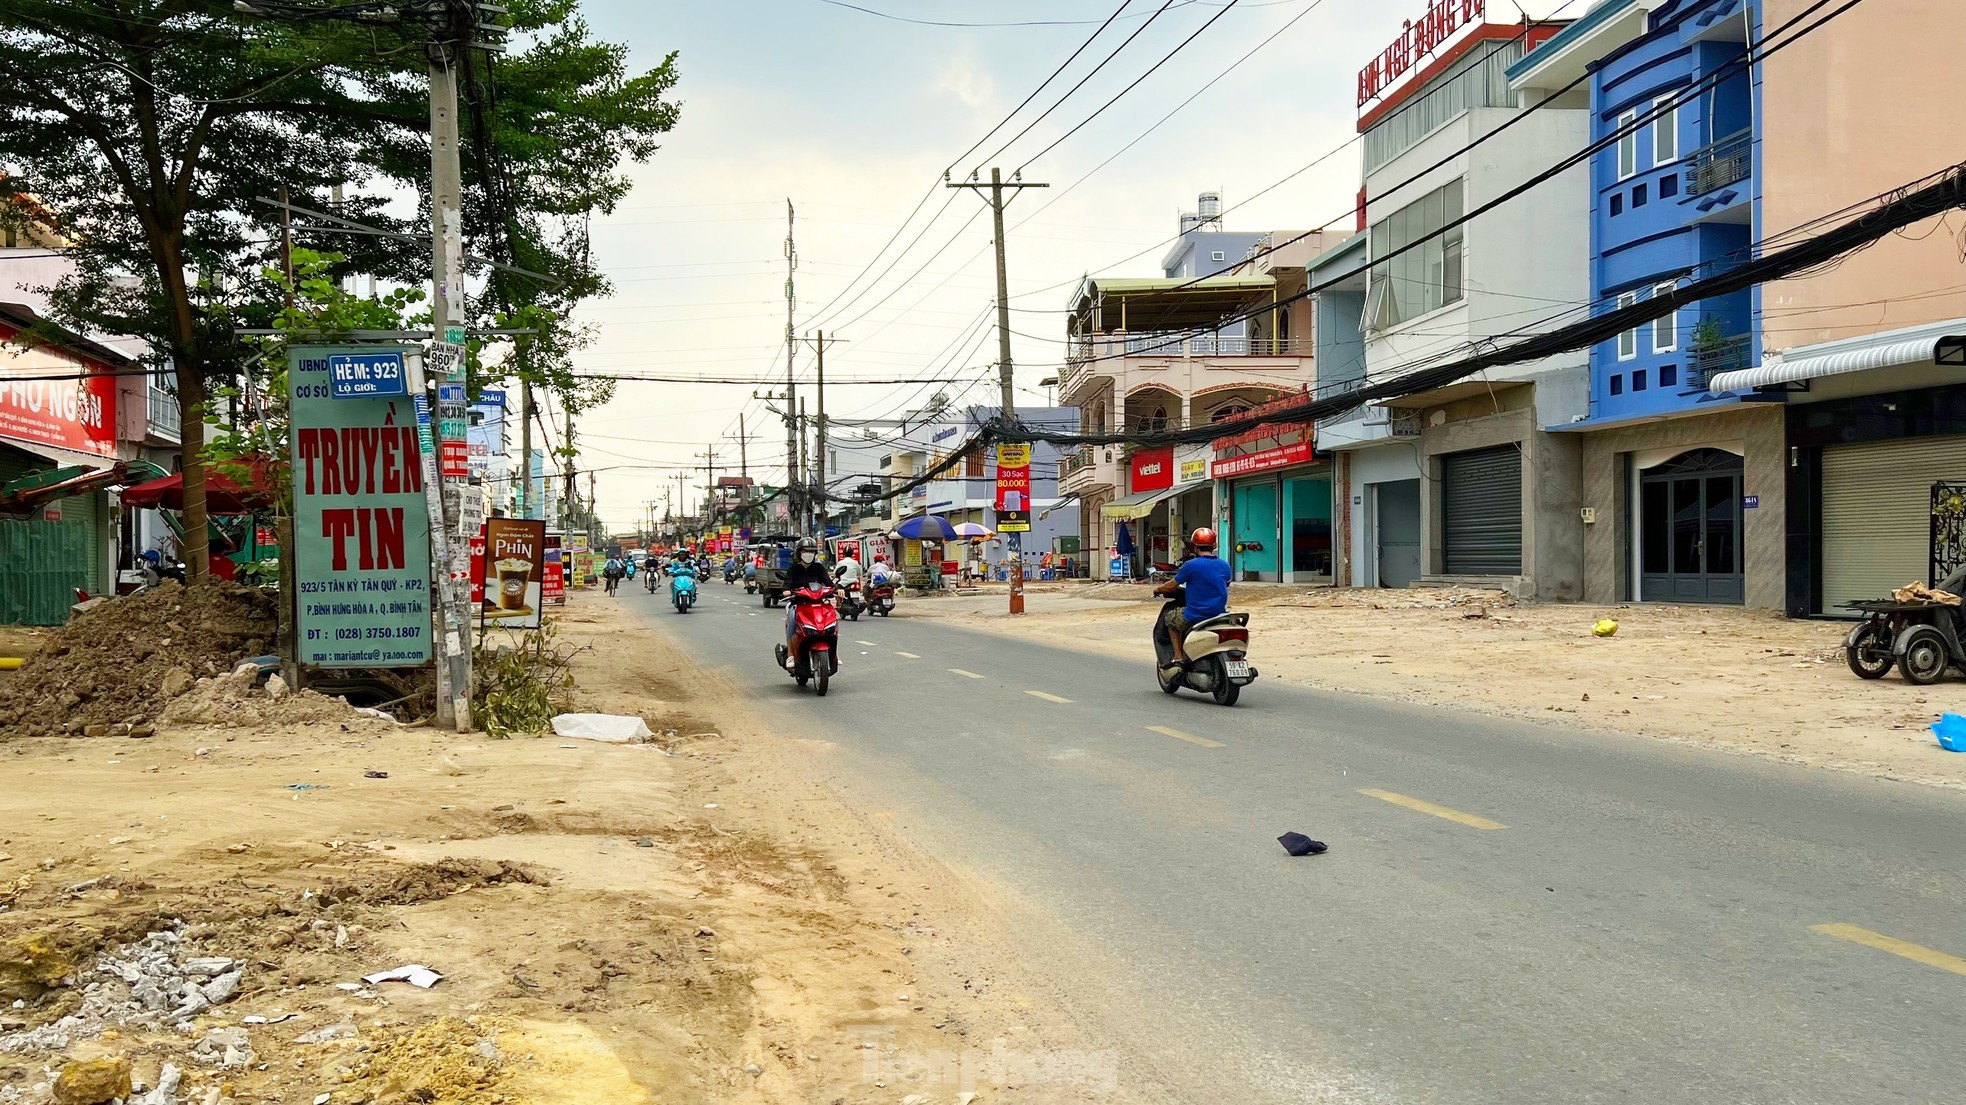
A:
1225,660,1250,680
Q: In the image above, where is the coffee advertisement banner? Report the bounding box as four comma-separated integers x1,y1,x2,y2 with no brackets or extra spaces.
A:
479,518,546,629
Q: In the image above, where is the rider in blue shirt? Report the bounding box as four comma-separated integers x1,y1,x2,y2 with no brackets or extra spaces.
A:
1153,528,1231,671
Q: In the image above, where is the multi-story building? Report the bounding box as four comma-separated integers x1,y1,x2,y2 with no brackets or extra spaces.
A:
1505,0,1780,607
1322,10,1589,600
1060,218,1343,577
886,404,1079,567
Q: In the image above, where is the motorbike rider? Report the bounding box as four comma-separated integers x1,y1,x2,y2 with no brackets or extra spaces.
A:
1152,528,1231,675
782,537,834,670
868,552,895,587
834,548,863,589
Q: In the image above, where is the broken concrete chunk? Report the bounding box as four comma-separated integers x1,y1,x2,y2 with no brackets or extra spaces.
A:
295,1021,357,1045
201,968,243,1005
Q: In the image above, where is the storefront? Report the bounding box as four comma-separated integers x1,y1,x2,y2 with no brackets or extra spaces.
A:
0,305,127,623
1100,445,1181,576
1213,420,1331,584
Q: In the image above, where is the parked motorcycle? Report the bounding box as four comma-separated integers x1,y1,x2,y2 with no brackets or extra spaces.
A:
669,564,699,614
1152,588,1257,706
775,584,839,696
867,580,896,617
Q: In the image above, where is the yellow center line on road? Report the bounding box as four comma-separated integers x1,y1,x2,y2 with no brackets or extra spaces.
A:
949,668,985,679
1025,690,1073,704
1147,725,1223,749
1813,924,1966,976
895,651,920,659
1359,789,1506,830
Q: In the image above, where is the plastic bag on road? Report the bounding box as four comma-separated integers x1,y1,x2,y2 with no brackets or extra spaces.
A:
550,713,654,743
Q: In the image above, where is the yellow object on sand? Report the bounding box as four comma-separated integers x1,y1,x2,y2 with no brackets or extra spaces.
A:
0,657,22,670
1592,619,1619,638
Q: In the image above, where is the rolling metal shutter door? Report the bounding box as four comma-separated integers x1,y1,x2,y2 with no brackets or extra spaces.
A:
1442,445,1523,575
1821,434,1966,609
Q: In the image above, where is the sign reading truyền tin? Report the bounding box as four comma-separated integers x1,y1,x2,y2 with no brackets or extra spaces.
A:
290,346,432,668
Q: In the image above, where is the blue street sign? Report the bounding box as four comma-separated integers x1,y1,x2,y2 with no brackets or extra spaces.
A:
1743,495,1760,509
327,352,407,399
477,388,507,408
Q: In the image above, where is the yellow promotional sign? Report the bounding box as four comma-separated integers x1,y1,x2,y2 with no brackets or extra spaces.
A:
996,443,1031,468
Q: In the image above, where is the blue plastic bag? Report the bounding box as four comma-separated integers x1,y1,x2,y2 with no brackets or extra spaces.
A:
1932,713,1966,753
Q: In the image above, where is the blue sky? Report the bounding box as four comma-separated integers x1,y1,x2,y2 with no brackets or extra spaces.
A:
564,0,1572,528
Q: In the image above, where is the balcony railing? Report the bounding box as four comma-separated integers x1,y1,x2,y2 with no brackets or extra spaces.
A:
1688,129,1751,197
146,382,182,440
1689,334,1752,388
1120,333,1308,358
1058,445,1094,478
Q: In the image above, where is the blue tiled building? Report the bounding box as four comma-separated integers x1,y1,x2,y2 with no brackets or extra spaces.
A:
1511,0,1788,608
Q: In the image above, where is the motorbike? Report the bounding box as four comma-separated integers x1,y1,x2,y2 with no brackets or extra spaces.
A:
645,563,661,593
1152,587,1257,706
744,569,759,595
837,579,864,621
669,565,699,614
724,561,739,586
867,578,896,617
775,584,839,696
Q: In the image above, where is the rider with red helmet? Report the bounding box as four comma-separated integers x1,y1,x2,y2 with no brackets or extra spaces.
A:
1153,527,1231,674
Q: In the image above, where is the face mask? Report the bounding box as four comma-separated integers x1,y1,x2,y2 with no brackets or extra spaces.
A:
801,552,817,564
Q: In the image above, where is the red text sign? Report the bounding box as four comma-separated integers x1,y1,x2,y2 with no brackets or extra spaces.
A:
1211,439,1316,479
0,320,120,458
1129,446,1174,494
1358,0,1486,109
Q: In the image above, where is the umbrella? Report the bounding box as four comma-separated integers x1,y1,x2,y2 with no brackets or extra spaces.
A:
893,514,958,541
951,522,994,539
1115,520,1135,558
121,454,279,514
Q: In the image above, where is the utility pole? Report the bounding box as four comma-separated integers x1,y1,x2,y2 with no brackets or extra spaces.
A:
734,412,752,529
800,331,848,537
517,382,534,519
783,199,801,532
949,167,1047,614
697,445,720,533
563,406,576,532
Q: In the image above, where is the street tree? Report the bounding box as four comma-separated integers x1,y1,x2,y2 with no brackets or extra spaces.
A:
0,0,679,579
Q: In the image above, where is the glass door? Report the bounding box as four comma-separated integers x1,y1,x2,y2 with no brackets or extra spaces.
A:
1638,450,1743,603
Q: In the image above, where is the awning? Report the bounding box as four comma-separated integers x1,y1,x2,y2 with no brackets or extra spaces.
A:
121,454,279,513
1100,484,1182,520
0,462,128,514
1708,325,1955,394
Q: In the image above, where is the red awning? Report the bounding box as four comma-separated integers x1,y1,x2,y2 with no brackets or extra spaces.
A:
121,455,279,514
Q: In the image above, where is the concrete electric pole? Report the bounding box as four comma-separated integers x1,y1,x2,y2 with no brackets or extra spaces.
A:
800,331,848,537
948,167,1046,614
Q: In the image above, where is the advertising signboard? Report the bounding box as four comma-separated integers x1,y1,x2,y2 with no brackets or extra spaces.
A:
479,518,546,629
994,442,1032,533
288,346,431,668
543,533,566,604
1211,440,1316,479
1129,446,1174,494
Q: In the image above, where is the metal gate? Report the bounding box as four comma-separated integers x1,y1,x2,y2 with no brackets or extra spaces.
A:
1933,481,1966,585
1441,445,1523,575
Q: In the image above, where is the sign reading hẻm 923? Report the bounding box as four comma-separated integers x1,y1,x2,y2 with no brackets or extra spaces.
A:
289,346,432,668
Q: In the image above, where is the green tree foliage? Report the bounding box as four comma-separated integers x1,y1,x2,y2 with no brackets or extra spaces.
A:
0,0,680,575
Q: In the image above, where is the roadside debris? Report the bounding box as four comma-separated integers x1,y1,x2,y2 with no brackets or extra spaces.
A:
362,964,443,989
0,926,244,1056
1892,581,1962,605
1593,618,1619,638
549,713,653,743
1933,713,1966,752
1277,833,1329,856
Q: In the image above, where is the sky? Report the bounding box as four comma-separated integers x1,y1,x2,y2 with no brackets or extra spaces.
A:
562,0,1576,532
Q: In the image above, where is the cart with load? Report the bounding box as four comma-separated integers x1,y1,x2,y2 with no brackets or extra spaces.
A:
1840,567,1966,685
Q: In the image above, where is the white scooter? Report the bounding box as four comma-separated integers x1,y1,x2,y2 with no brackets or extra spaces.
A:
1153,588,1257,706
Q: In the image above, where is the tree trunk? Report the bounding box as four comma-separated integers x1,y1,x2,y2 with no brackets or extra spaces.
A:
155,230,209,584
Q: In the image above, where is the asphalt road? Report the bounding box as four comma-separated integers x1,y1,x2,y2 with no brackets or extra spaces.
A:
626,580,1966,1104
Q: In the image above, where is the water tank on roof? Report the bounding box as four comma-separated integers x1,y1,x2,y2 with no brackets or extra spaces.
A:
1197,192,1221,220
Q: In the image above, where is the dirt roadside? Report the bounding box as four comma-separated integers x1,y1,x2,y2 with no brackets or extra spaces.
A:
915,584,1966,790
0,593,1133,1105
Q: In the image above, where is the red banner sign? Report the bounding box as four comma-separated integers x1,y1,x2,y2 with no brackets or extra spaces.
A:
441,439,469,480
1211,439,1316,479
1358,0,1485,109
543,534,566,604
1129,446,1174,494
0,320,120,458
468,528,486,604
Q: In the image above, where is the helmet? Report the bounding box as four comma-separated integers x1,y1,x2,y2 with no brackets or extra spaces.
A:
1190,527,1218,551
874,552,886,562
796,537,819,555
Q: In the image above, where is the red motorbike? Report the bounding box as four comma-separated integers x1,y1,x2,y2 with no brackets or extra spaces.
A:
776,584,840,696
867,580,897,617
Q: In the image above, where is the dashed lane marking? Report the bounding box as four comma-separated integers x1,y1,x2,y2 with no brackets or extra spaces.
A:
1025,691,1072,704
1359,789,1505,830
1146,725,1223,749
949,668,985,679
1813,924,1966,976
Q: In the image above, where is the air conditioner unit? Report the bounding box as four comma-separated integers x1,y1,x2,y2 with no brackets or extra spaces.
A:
1389,414,1422,439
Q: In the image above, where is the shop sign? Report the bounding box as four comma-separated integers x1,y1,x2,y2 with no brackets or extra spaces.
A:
1357,0,1485,109
288,345,432,669
1130,447,1174,494
478,517,546,629
1211,440,1316,479
0,322,119,458
1178,458,1208,484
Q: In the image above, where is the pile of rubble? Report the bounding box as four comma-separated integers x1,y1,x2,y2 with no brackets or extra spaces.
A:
0,926,243,1057
0,583,276,739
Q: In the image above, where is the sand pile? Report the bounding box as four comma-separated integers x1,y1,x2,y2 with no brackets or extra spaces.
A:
0,582,276,738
